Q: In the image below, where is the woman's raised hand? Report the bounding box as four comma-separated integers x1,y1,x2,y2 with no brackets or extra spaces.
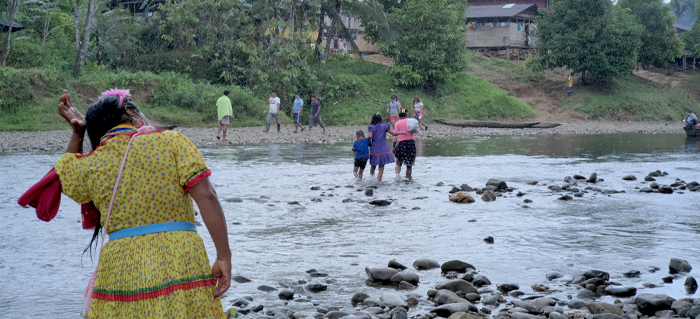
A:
58,90,86,133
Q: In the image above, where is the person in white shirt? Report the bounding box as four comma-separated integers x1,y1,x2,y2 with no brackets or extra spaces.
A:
264,90,281,133
342,43,348,55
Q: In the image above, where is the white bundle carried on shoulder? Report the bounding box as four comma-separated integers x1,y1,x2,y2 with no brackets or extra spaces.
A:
406,118,419,134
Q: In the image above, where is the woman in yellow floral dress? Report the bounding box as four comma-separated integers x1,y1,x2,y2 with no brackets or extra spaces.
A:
54,89,231,318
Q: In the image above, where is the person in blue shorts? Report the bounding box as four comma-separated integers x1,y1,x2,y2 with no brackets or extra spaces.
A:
352,130,370,179
291,92,305,133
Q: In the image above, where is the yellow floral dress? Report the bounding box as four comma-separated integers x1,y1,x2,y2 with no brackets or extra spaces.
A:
55,125,224,318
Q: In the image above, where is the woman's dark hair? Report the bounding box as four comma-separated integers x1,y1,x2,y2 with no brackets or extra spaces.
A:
391,95,397,101
85,95,141,150
371,113,383,125
82,94,141,258
398,109,408,118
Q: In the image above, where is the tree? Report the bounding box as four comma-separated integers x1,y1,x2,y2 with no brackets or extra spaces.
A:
41,0,73,46
2,0,21,66
619,0,683,69
534,0,642,84
379,0,468,88
682,0,700,57
671,0,697,25
72,0,109,76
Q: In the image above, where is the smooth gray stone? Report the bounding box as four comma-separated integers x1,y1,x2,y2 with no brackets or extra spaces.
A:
351,293,370,304
391,271,419,285
388,260,408,271
323,311,349,319
577,289,596,300
498,283,520,293
605,286,637,297
588,302,624,316
363,298,385,308
398,281,416,290
510,312,542,319
441,260,476,273
380,293,406,308
413,258,441,270
568,300,590,309
473,275,492,287
481,294,500,306
546,272,563,281
511,300,539,314
447,312,482,319
390,308,407,319
435,289,459,305
464,293,481,302
305,283,327,292
686,307,700,319
233,275,252,283
635,294,676,316
366,267,399,282
532,298,556,311
435,279,478,294
258,285,278,292
365,307,385,315
431,303,479,317
278,289,294,300
589,314,626,319
549,312,567,319
669,258,692,274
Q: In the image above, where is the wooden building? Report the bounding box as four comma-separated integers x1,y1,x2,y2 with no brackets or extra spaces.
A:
468,0,548,8
315,14,378,54
465,4,539,59
0,19,25,33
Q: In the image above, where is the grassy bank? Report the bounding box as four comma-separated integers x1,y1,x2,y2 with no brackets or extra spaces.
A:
0,55,535,131
564,76,700,121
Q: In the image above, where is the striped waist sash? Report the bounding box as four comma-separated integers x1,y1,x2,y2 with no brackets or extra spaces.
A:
109,222,196,241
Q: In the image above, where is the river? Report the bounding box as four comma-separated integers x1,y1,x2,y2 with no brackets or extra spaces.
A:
1,133,699,318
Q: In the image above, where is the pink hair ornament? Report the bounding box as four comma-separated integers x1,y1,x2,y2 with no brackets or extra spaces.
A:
101,88,131,108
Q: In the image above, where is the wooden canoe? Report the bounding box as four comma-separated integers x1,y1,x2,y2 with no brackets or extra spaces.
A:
434,118,561,129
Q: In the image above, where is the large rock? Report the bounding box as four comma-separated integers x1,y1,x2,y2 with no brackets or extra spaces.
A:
686,307,700,319
447,312,482,319
622,175,637,181
635,294,676,316
588,302,624,316
366,267,399,282
472,275,491,287
583,270,610,281
658,185,673,194
511,300,539,314
435,289,460,305
278,289,294,300
441,260,476,273
531,298,556,311
461,184,475,192
604,286,637,297
685,276,698,293
497,283,520,293
577,289,596,300
388,260,408,271
363,298,385,308
588,173,598,183
351,293,370,304
390,271,419,285
449,192,475,204
486,179,508,190
380,293,406,308
481,294,501,306
431,303,479,317
390,308,407,319
669,258,692,274
481,191,497,202
435,279,478,294
398,281,416,290
413,258,440,270
306,283,328,292
323,311,349,319
568,300,590,309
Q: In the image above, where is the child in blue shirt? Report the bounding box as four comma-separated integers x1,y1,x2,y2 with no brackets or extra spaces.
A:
352,130,371,179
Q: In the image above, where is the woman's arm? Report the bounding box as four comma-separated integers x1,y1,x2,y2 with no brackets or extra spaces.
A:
189,177,232,297
387,128,406,136
57,90,86,154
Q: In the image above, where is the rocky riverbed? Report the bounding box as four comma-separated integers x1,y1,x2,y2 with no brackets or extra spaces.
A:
223,257,698,319
0,121,685,152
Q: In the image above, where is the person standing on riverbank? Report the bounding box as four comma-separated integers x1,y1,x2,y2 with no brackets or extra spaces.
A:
567,73,574,96
291,92,305,133
394,110,417,179
412,96,428,132
216,90,233,141
264,90,281,133
352,130,370,179
23,89,231,318
368,113,404,182
308,95,326,134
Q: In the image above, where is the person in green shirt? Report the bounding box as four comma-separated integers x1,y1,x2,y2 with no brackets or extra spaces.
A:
216,90,233,141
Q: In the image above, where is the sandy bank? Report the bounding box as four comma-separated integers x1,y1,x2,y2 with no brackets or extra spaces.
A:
0,121,685,152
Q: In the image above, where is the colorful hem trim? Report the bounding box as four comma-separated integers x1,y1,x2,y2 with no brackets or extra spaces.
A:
370,151,392,156
184,169,211,193
92,275,215,302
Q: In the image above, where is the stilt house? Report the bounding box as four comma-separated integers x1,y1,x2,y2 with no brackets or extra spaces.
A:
465,4,539,59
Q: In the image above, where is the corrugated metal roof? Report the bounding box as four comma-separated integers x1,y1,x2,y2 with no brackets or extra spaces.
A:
0,19,25,30
466,4,538,19
673,21,692,32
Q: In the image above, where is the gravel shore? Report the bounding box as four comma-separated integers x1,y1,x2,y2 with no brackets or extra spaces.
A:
0,121,684,152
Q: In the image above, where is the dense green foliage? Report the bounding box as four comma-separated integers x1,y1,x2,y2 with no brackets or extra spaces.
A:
534,0,643,84
378,0,468,89
564,77,700,121
619,0,683,69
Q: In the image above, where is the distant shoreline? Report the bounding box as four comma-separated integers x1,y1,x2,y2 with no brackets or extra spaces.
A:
0,121,686,152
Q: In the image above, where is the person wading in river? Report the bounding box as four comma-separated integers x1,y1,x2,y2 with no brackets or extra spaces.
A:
394,109,417,179
368,113,404,182
19,89,231,318
216,90,233,141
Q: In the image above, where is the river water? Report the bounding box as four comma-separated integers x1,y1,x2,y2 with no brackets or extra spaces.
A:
1,133,699,318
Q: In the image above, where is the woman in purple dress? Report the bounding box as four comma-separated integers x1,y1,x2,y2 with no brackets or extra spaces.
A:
368,113,405,182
